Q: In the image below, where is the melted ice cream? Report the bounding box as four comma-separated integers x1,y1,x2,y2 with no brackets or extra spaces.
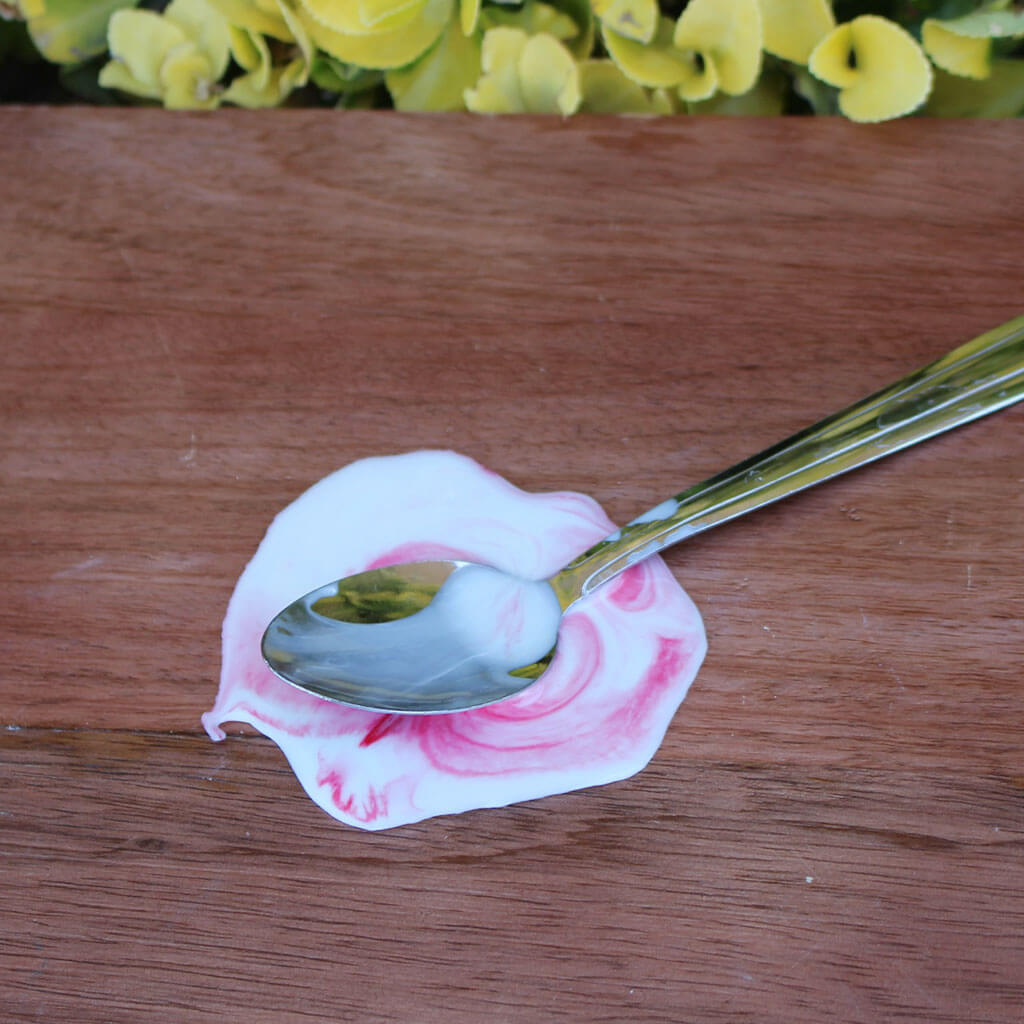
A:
203,451,706,830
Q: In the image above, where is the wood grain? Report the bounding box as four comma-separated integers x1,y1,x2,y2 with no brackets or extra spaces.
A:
1,110,1022,1023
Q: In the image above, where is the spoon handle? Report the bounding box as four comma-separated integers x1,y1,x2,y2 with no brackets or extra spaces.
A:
553,314,1024,605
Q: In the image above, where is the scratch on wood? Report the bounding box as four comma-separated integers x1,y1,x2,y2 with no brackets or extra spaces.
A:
181,431,197,464
118,247,136,276
53,556,106,578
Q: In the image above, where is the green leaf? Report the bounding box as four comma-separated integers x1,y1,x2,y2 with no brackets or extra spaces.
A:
688,66,787,114
27,0,139,64
933,8,1024,39
924,57,1024,114
1,18,40,63
386,15,481,110
481,1,579,42
310,53,383,93
59,56,122,102
555,0,594,57
792,65,838,113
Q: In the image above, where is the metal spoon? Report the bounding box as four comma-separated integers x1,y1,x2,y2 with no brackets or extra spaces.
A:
263,315,1024,715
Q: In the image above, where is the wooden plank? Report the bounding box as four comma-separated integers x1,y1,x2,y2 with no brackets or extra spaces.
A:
3,729,1022,1024
1,111,1022,1022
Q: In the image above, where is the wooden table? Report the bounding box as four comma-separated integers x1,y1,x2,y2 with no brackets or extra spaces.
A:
2,110,1022,1023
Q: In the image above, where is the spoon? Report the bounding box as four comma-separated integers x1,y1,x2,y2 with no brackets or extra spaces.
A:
263,314,1024,714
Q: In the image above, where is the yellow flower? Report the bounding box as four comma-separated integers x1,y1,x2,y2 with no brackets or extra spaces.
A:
809,16,932,122
672,0,761,96
302,0,423,34
385,10,481,110
464,26,580,114
757,0,833,65
21,0,136,64
459,0,478,35
604,15,714,98
205,0,295,40
296,0,452,69
922,20,991,80
219,0,313,106
99,0,231,109
922,9,1024,81
592,0,657,45
223,34,308,106
603,0,761,103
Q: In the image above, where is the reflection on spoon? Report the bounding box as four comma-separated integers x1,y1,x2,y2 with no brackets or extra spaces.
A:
263,563,562,714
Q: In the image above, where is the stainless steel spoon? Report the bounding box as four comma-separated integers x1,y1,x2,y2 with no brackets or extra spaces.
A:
263,315,1024,715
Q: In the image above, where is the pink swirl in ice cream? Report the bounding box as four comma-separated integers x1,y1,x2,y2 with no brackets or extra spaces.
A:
202,451,706,830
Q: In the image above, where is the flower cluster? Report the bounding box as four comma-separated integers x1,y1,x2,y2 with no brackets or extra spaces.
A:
3,0,1023,118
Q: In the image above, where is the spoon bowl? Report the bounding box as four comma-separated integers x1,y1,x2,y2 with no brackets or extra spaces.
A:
261,560,561,713
263,315,1024,714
